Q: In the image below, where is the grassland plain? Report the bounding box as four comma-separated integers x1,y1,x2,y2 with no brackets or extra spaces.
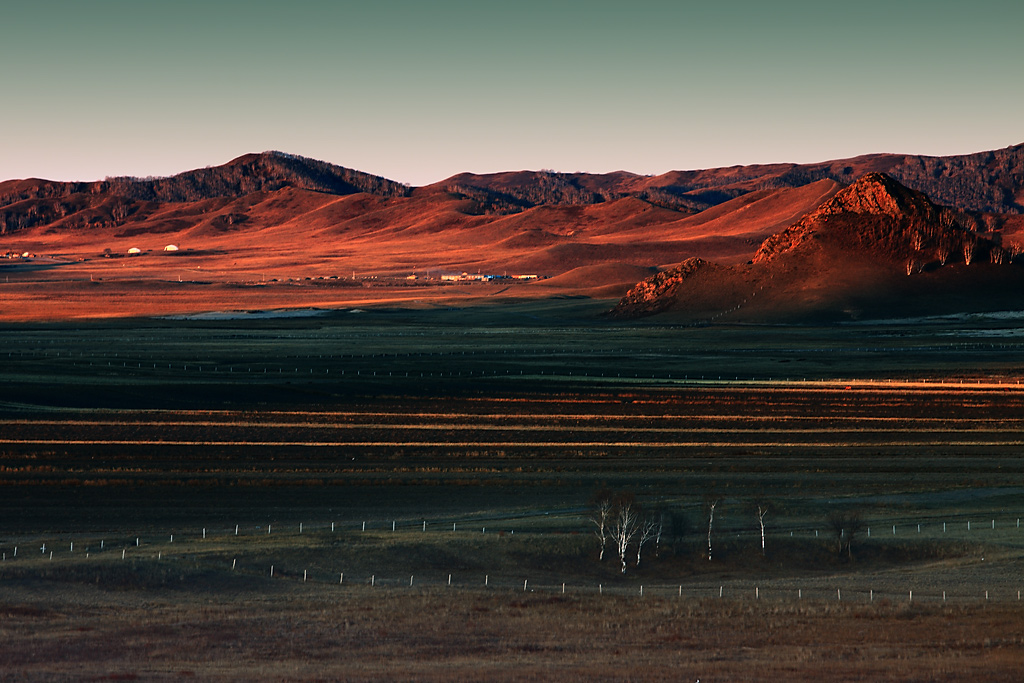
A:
2,303,1024,679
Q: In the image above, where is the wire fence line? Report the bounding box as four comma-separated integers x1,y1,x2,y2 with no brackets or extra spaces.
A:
6,544,1022,606
3,512,1024,604
4,506,1020,555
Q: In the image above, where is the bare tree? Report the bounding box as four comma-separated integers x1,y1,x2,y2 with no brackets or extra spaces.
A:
756,503,769,556
963,239,976,266
609,497,639,574
653,510,666,557
910,231,924,251
635,514,659,569
704,497,720,561
590,493,613,562
111,201,129,223
939,208,957,230
1008,242,1024,263
826,509,864,560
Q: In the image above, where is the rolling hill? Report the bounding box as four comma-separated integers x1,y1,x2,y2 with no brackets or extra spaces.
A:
1,145,1023,321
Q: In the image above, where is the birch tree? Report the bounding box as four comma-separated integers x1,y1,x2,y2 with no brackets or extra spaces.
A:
705,497,720,561
756,503,769,556
635,514,659,569
591,495,613,562
609,497,639,574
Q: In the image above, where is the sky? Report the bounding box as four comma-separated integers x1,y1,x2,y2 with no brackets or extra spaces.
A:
2,0,1022,186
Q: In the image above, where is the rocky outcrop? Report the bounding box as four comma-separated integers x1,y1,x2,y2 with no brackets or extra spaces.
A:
611,258,721,317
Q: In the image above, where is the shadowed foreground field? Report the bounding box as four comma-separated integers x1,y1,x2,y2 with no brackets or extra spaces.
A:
2,308,1024,679
2,581,1023,682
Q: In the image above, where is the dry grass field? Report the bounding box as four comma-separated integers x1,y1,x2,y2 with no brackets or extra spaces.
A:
2,306,1024,679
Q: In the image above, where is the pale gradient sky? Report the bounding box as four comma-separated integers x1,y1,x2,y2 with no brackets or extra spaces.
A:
2,0,1021,186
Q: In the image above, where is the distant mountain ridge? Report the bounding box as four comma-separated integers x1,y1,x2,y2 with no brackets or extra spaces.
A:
0,151,410,208
437,143,1024,215
1,143,1022,218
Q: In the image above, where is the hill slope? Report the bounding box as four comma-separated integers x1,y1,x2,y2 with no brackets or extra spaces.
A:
612,174,1022,321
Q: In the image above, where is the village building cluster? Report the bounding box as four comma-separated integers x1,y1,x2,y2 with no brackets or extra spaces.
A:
418,272,542,282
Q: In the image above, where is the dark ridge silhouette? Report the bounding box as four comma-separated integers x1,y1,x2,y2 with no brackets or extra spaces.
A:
435,142,1024,215
2,143,1022,220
